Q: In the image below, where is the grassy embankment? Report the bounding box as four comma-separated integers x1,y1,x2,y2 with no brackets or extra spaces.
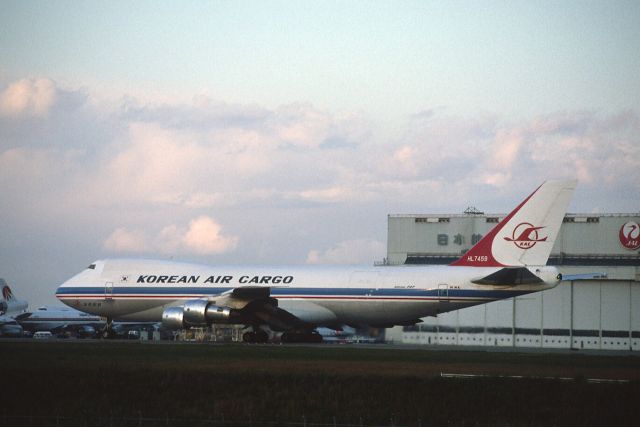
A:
1,341,638,426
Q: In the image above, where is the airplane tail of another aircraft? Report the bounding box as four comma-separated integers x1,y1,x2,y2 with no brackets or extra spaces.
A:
1,278,28,315
2,278,15,301
450,180,577,267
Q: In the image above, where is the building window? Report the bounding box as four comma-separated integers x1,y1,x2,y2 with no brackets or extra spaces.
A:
486,217,499,223
438,217,450,223
563,217,575,223
587,217,599,223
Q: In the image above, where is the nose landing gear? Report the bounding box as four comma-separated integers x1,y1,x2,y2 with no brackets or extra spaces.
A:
100,318,117,339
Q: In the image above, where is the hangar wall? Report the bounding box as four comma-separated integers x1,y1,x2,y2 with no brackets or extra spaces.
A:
383,213,640,351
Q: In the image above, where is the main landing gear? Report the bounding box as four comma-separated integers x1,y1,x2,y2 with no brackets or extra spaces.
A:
242,329,269,343
241,327,323,344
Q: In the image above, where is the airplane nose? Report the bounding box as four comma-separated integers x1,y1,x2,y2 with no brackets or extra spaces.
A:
55,282,72,306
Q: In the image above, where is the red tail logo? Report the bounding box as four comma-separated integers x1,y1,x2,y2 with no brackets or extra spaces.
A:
503,223,547,249
2,285,13,300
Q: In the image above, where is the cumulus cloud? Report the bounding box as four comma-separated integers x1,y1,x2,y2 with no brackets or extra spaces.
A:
103,216,238,256
0,78,57,117
306,239,386,265
182,216,239,255
103,228,148,252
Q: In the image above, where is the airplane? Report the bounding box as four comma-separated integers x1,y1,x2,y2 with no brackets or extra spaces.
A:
15,305,104,337
56,180,576,343
15,305,163,339
0,279,29,337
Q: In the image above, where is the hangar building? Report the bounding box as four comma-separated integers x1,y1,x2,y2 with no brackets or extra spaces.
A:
383,211,640,351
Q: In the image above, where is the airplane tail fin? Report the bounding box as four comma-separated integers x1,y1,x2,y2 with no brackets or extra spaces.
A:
1,278,28,315
450,180,576,267
1,278,15,301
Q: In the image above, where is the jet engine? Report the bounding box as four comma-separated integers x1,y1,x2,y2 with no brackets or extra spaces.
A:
161,299,234,330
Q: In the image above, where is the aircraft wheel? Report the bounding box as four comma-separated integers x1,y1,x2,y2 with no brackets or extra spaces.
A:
242,331,255,343
101,327,117,339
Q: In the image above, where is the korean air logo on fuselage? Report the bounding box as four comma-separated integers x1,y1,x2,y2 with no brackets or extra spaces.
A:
503,222,547,249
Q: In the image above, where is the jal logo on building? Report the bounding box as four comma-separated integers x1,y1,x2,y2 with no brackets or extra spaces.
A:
504,222,547,249
619,221,640,250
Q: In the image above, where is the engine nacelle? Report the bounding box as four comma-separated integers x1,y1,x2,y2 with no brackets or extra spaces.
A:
206,304,232,322
162,306,184,330
183,299,209,325
161,300,234,330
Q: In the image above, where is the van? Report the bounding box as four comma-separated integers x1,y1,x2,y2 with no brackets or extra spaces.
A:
33,331,53,339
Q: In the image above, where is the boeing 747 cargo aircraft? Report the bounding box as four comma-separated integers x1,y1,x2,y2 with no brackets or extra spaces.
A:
56,181,576,342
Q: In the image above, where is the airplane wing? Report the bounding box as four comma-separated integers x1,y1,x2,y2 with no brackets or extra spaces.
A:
230,286,270,300
226,287,308,331
175,286,308,332
243,298,307,331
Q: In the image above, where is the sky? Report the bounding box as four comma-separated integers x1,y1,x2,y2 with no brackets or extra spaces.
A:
0,1,639,307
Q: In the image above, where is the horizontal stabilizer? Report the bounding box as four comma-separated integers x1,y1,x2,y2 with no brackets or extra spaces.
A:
561,273,607,281
472,267,543,286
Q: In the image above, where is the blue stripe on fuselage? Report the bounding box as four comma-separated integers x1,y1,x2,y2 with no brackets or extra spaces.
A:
55,286,530,300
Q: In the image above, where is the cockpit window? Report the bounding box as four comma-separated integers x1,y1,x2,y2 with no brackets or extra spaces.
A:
88,264,96,270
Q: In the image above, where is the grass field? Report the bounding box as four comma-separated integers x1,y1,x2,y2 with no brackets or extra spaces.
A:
1,341,638,426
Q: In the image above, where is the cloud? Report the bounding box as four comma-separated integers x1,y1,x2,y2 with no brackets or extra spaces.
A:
1,79,638,215
103,228,148,252
490,128,524,169
1,77,639,283
182,216,239,255
0,78,57,117
298,186,358,203
103,216,238,256
306,239,385,265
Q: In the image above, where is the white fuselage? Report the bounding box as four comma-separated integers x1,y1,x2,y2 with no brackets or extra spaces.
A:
17,306,104,332
55,259,560,327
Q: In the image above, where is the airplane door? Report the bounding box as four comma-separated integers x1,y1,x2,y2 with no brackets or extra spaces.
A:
437,284,449,302
105,282,113,300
